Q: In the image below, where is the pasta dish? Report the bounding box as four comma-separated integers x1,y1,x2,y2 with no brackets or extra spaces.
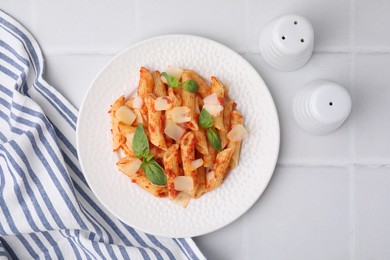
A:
109,66,248,207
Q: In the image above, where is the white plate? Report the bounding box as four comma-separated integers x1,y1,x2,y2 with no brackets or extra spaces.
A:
77,35,280,238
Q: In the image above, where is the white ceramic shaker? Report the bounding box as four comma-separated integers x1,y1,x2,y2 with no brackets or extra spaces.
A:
293,80,352,135
259,14,314,71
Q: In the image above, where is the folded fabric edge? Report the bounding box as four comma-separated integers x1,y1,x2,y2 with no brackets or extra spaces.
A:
0,8,207,260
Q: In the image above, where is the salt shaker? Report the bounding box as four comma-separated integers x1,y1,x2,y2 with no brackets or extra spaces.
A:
259,14,314,71
293,80,352,135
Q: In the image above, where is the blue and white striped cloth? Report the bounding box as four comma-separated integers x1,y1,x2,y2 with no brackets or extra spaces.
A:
0,10,205,260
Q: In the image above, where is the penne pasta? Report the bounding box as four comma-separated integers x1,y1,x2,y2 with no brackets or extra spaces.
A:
163,144,181,199
211,76,225,131
146,94,167,150
124,98,134,109
108,95,125,112
196,94,204,108
194,166,206,198
121,143,134,157
132,109,143,126
165,135,174,147
230,110,243,126
173,84,183,99
183,69,212,98
180,132,198,196
180,132,196,175
185,119,199,131
207,148,234,191
165,87,183,127
219,129,229,150
116,157,168,197
168,87,182,107
203,142,217,167
181,71,199,131
132,169,168,198
125,96,143,110
228,110,244,168
219,100,234,149
165,88,183,144
133,105,148,127
223,100,234,132
127,96,147,126
193,128,208,155
152,71,167,97
214,115,224,130
118,122,136,136
109,96,125,151
195,95,202,114
149,145,166,160
138,67,154,99
173,192,191,208
210,76,225,100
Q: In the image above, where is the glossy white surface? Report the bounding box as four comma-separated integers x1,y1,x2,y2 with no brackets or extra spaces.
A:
2,0,390,259
293,80,351,135
77,35,279,238
260,14,314,71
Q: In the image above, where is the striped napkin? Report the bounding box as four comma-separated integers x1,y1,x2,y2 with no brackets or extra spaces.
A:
0,10,204,260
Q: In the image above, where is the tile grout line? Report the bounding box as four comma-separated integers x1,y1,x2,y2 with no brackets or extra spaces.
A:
243,48,390,55
242,0,249,258
277,162,390,168
348,165,355,260
134,0,140,39
348,0,357,258
42,48,390,56
30,1,37,37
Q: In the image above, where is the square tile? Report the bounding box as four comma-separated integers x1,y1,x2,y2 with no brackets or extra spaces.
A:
354,54,390,163
134,0,245,52
245,0,350,53
355,0,390,48
242,166,350,259
31,1,137,52
354,166,390,260
193,217,244,260
43,54,113,109
243,53,351,164
1,1,33,31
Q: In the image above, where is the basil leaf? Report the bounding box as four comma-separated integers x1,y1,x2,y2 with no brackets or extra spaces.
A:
182,80,199,93
162,72,182,88
199,108,214,129
140,161,148,170
144,154,154,162
143,160,167,186
207,127,222,152
132,124,149,159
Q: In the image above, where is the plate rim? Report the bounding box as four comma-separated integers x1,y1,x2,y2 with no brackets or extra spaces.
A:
76,34,280,237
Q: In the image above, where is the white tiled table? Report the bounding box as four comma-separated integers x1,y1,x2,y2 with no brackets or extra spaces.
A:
3,1,390,259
